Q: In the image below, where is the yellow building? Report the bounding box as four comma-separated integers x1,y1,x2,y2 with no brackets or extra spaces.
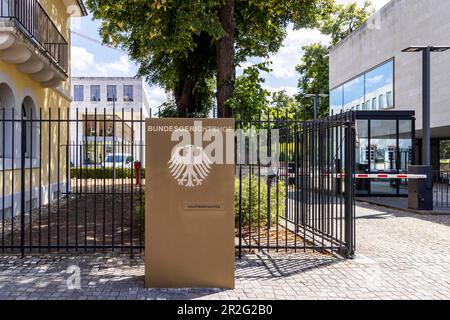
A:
0,0,87,217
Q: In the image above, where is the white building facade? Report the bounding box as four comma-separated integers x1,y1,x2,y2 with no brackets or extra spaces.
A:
329,0,450,172
70,77,151,166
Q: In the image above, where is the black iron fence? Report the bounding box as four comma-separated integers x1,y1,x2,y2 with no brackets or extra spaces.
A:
434,171,450,208
0,107,145,257
0,0,68,73
235,110,356,258
0,108,356,258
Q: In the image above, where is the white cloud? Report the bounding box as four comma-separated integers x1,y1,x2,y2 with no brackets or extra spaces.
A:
366,74,384,84
263,84,298,97
336,0,390,10
71,46,94,72
94,55,132,76
146,86,168,112
269,28,331,80
71,46,133,77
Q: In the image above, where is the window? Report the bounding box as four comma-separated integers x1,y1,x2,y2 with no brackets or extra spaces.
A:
21,97,38,159
343,75,364,112
107,85,117,102
386,91,393,108
379,94,385,109
1,0,9,16
330,59,394,113
123,85,134,102
330,86,343,114
91,85,101,102
74,85,84,102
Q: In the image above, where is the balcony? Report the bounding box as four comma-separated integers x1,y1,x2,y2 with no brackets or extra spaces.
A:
0,0,68,88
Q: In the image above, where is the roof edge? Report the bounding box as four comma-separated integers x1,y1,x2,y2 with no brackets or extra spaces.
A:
330,0,396,53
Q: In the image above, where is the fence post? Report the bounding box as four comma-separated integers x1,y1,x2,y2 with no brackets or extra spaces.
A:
344,115,355,258
20,114,26,258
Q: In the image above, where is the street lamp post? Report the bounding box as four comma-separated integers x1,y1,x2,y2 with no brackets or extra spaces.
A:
402,46,450,166
402,45,450,211
304,93,329,121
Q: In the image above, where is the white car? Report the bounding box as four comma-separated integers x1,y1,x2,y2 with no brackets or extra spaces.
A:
103,153,134,168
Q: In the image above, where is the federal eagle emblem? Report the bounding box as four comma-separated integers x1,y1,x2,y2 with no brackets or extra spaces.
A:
168,144,213,187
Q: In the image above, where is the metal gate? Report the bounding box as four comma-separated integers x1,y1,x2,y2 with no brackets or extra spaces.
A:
0,107,355,258
235,110,356,258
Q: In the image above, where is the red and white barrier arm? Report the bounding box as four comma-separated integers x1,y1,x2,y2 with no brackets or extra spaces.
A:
278,172,427,179
337,174,427,179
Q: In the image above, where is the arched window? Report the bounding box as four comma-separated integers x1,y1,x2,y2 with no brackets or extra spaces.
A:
0,83,16,159
21,97,38,159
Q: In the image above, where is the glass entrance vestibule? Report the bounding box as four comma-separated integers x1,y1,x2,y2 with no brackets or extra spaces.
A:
354,111,415,197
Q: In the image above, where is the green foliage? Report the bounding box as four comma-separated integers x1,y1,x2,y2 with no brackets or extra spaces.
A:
227,62,271,123
86,0,334,117
320,1,375,46
157,98,178,118
235,176,286,228
296,43,330,119
228,63,302,125
70,167,144,179
296,1,374,119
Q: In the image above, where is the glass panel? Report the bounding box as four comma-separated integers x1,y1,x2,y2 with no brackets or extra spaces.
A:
365,60,394,110
74,85,84,102
107,85,117,102
379,94,385,109
386,91,393,108
441,140,450,171
123,85,134,102
343,75,364,112
399,120,413,195
330,86,343,115
370,120,397,195
91,85,101,102
356,120,370,195
329,59,394,113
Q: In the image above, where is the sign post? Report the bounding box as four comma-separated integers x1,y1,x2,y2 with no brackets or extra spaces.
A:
145,118,235,289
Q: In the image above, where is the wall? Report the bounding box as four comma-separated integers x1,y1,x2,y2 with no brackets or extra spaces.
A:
0,0,73,217
329,0,450,132
69,78,151,166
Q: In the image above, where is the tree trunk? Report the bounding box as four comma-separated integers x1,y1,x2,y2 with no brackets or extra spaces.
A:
174,78,194,117
216,0,235,118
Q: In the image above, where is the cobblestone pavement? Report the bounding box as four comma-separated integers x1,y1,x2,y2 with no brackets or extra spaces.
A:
0,203,449,300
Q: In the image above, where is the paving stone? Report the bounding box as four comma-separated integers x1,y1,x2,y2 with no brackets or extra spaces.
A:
1,203,450,300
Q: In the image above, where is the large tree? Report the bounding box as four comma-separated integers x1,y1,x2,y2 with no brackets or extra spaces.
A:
86,0,333,117
296,1,374,118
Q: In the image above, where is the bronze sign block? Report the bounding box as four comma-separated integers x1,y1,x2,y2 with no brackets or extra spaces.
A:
145,118,235,289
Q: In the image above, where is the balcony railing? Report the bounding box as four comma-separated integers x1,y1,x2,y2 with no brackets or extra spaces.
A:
0,0,68,74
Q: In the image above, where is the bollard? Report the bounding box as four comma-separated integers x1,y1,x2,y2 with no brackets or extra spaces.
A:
408,165,433,211
134,161,142,186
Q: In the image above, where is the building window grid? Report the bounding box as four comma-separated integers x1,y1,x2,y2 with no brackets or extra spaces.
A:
330,60,394,113
123,85,134,102
91,85,101,102
74,85,84,102
107,85,117,102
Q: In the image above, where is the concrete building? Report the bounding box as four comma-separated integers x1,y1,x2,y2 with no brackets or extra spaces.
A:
0,0,87,218
329,0,450,195
70,77,151,166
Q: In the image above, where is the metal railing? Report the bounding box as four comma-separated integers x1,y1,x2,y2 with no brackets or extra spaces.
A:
0,107,356,259
235,110,356,259
0,0,68,74
434,171,450,208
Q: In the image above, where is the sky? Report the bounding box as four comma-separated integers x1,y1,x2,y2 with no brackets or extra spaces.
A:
71,0,391,112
